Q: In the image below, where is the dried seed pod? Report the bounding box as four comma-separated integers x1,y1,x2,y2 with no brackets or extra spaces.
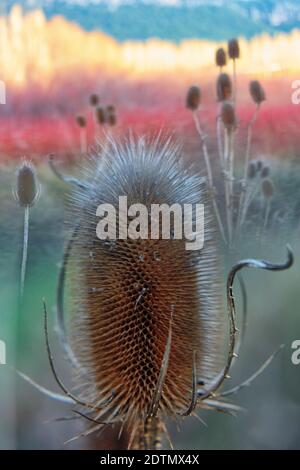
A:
249,80,266,104
247,161,257,179
89,94,99,107
228,38,240,60
16,160,39,207
76,115,86,128
221,101,236,131
261,165,270,178
215,48,227,68
65,136,224,449
262,179,274,198
216,73,232,101
96,107,106,125
186,86,201,110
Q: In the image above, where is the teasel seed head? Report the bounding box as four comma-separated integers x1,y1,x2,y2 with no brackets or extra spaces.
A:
215,48,227,68
221,101,236,132
249,80,266,105
216,73,232,101
261,165,270,178
228,38,240,60
247,161,257,179
66,135,224,444
186,85,201,110
89,94,99,107
76,115,87,128
96,106,106,125
262,179,274,198
16,160,39,207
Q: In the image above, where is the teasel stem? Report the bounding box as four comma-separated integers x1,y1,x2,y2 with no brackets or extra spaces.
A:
216,111,224,170
223,129,233,243
20,205,29,297
237,104,260,231
239,179,260,229
80,128,87,155
263,199,271,234
233,59,237,106
192,111,226,243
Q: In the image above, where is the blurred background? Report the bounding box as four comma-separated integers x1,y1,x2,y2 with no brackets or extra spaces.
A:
0,0,300,450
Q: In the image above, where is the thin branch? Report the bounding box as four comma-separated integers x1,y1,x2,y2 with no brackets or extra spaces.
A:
219,344,284,397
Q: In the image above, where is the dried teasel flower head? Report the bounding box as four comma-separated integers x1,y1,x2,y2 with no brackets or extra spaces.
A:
186,85,201,110
215,48,227,68
221,101,236,132
228,38,240,60
65,135,224,449
96,106,106,125
261,165,270,178
76,115,87,128
89,93,99,107
216,73,232,101
249,80,266,105
16,160,39,207
247,161,257,179
262,178,274,198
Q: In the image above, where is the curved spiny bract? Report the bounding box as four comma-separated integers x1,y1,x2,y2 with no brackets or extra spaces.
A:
65,136,225,448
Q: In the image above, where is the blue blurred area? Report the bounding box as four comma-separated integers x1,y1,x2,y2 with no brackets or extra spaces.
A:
3,1,300,41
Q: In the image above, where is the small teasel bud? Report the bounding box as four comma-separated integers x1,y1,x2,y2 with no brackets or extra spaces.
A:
16,160,40,296
221,101,236,131
228,38,240,59
256,160,263,172
16,160,39,207
216,73,232,101
247,161,257,179
76,115,86,128
89,93,99,107
186,85,201,110
215,48,227,68
96,106,106,124
249,80,266,104
261,165,270,178
262,179,274,198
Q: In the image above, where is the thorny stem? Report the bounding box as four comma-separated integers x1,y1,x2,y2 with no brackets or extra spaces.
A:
20,206,29,297
197,245,293,400
192,111,226,243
